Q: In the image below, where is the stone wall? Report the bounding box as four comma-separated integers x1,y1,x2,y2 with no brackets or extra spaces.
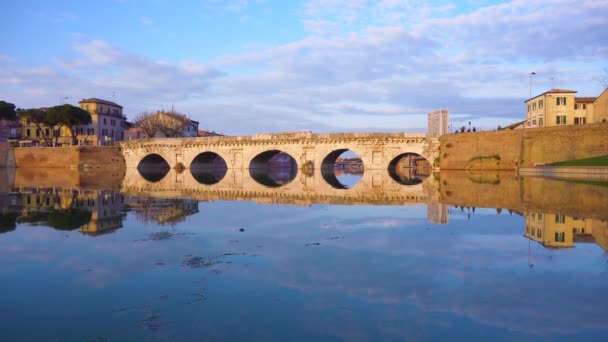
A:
13,146,125,170
439,122,608,170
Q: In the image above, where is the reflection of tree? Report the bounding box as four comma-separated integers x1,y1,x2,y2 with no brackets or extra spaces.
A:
0,213,18,234
129,198,199,227
17,209,92,231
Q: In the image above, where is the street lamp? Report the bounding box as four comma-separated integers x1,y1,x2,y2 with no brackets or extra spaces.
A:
60,96,69,105
529,72,536,101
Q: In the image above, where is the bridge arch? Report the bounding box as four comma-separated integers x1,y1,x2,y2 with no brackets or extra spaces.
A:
137,153,170,182
190,152,228,185
249,150,298,188
321,148,364,189
387,152,431,185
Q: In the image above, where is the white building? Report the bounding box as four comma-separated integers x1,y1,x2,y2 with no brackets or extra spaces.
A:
428,109,449,136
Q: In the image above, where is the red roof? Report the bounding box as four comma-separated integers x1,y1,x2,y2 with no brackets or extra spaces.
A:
575,97,596,103
526,88,578,102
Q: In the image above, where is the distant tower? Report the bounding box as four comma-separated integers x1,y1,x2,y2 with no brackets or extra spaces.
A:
428,109,449,136
427,202,449,224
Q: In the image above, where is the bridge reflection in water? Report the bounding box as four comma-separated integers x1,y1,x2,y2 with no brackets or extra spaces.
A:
2,168,608,253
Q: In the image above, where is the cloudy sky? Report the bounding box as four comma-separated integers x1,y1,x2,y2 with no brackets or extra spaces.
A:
1,0,607,134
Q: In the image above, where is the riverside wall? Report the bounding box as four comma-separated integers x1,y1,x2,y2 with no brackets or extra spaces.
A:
11,146,125,171
439,122,608,170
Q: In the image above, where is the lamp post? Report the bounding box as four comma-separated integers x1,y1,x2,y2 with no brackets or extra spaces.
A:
529,72,536,101
60,96,69,105
528,72,536,128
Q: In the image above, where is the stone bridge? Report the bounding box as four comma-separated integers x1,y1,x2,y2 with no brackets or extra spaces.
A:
120,131,440,174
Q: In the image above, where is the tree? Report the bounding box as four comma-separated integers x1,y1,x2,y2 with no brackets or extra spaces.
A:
133,110,191,138
133,111,161,138
47,104,92,145
0,101,17,121
156,111,190,137
18,108,53,146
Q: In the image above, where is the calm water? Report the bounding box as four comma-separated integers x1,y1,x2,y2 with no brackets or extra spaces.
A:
1,168,608,341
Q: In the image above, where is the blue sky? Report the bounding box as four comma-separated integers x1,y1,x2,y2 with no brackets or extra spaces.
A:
1,0,607,134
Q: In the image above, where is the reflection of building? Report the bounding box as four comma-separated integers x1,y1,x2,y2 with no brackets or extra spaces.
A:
525,88,608,128
126,198,199,226
427,202,449,224
9,188,125,235
428,109,449,136
525,212,608,251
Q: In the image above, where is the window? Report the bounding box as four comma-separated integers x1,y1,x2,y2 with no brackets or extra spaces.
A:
532,103,537,110
538,213,543,220
539,100,544,108
554,232,565,242
556,115,567,125
53,129,60,137
556,97,567,105
36,129,40,137
527,104,530,112
103,118,107,125
102,129,108,136
575,103,586,110
87,128,95,135
77,128,83,135
45,128,49,136
539,118,544,127
110,119,115,126
555,214,565,224
532,119,537,126
574,117,586,124
26,129,31,137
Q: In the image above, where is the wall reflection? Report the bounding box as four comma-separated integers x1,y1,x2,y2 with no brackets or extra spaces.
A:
2,168,608,255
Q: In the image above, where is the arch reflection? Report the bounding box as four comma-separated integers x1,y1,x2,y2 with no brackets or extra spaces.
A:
321,149,363,189
249,150,298,188
388,153,430,185
190,152,228,185
137,154,170,182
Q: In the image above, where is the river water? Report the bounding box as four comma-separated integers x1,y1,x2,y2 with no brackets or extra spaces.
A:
1,167,607,341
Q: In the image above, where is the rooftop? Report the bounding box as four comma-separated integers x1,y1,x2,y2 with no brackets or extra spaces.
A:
575,97,597,103
78,98,123,108
526,88,577,102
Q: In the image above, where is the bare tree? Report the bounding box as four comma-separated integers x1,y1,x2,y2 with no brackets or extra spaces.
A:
133,111,161,138
156,110,190,137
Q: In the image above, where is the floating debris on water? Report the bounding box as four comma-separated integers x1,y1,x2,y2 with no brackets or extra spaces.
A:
135,231,194,242
182,256,221,269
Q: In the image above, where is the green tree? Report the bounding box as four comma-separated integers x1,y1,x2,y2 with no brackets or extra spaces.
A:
0,101,17,121
47,104,92,145
18,108,53,146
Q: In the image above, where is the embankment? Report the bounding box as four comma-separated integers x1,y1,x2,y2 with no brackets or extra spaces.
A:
439,122,608,170
11,146,125,171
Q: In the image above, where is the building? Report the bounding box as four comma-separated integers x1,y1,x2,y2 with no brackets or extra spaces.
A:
18,98,127,146
525,88,608,128
77,98,127,145
198,129,223,137
525,212,608,252
0,119,20,142
428,109,449,136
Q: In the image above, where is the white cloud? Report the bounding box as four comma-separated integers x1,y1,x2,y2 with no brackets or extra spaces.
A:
1,0,606,134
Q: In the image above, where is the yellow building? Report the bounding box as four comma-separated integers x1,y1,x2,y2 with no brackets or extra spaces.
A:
525,88,608,128
18,98,127,146
525,212,608,251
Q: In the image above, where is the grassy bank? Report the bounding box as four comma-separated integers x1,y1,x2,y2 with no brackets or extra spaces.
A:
551,155,608,167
